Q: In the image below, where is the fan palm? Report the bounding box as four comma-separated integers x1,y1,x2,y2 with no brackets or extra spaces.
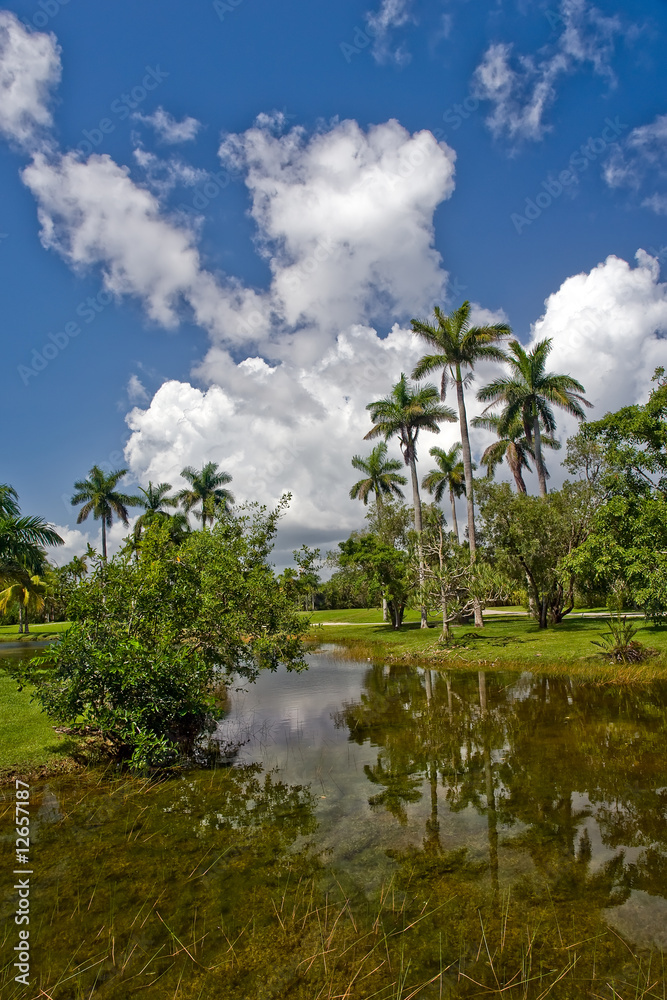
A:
71,466,141,559
421,443,466,542
350,443,407,513
365,373,456,628
472,413,561,494
477,338,591,496
178,462,234,529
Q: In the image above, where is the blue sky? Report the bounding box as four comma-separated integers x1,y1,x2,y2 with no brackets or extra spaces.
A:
1,0,666,565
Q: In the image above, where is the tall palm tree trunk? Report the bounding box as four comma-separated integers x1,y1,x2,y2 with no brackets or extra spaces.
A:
456,367,483,627
409,454,428,629
533,413,548,497
101,518,108,561
17,603,23,635
448,487,460,542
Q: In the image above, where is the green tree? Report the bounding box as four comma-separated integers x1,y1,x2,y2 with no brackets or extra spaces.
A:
479,480,598,627
178,462,234,528
71,466,141,560
411,301,511,625
292,545,322,611
338,534,411,629
477,338,591,497
578,367,667,493
421,442,466,541
365,373,455,628
472,413,560,494
350,443,407,620
27,500,308,767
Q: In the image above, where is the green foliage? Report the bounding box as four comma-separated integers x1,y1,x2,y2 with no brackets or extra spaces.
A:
591,615,654,664
339,534,411,628
22,499,308,767
567,491,667,622
583,366,667,492
420,504,511,638
479,480,598,627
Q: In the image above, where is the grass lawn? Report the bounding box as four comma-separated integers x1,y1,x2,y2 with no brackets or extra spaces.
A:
303,607,667,676
0,664,80,779
0,621,70,643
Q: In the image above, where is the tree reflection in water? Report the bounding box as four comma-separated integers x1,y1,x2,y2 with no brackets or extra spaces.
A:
338,662,667,993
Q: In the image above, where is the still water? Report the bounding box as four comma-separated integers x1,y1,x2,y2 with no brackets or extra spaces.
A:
2,646,667,999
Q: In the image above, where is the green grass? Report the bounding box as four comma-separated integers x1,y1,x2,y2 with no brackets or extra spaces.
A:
0,664,79,779
304,607,667,675
0,621,70,643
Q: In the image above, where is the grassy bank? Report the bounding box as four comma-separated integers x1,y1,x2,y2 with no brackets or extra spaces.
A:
0,621,70,643
304,608,667,676
0,665,80,781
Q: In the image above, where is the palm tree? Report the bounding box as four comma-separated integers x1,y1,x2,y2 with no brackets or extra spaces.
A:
0,485,63,576
178,462,234,529
0,484,20,519
421,443,466,542
0,571,47,634
477,339,591,497
350,443,408,622
365,374,456,628
412,301,511,626
71,466,141,560
472,413,561,494
133,481,179,538
350,443,407,513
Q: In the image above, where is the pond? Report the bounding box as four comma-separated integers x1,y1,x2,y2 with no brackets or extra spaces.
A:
1,646,667,999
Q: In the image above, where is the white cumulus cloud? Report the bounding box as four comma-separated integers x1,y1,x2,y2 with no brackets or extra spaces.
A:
0,11,60,148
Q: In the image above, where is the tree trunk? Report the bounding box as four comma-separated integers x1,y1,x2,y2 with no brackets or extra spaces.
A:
409,453,428,629
377,496,390,622
18,603,23,635
533,412,548,497
24,604,30,635
449,487,460,542
441,591,451,642
508,449,528,494
102,518,108,561
456,368,483,627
